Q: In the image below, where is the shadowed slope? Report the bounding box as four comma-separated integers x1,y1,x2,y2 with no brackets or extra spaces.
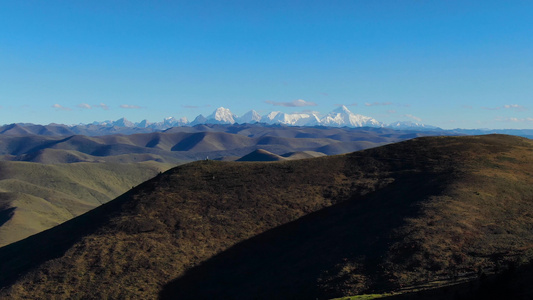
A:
0,135,531,299
162,135,533,299
382,261,533,300
160,172,447,299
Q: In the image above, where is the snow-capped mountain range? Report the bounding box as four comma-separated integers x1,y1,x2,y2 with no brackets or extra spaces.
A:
91,106,438,130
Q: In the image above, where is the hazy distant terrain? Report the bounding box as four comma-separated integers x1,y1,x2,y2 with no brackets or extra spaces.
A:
2,120,532,138
0,123,457,163
0,134,531,299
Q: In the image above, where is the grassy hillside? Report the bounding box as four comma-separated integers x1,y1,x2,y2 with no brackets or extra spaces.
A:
0,161,173,247
0,135,531,299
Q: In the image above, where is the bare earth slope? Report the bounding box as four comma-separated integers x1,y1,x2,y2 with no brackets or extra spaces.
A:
0,135,531,299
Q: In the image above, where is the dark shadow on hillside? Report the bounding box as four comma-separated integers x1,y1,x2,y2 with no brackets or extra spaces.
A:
0,188,138,289
160,172,451,300
22,135,108,157
0,207,15,227
171,133,205,151
385,261,533,300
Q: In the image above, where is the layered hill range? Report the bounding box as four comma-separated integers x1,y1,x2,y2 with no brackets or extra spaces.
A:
0,134,532,299
3,106,532,139
0,124,451,248
0,124,452,164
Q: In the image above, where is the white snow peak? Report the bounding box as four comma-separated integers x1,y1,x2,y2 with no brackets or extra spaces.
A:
237,110,261,124
260,111,321,126
321,105,382,127
90,105,441,129
206,107,236,124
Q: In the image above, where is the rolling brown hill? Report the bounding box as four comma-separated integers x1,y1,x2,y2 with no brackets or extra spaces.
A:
0,134,531,299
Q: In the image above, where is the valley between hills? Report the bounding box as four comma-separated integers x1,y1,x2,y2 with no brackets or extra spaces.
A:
0,132,531,299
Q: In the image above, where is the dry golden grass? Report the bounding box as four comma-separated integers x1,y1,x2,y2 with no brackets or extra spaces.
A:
0,161,173,246
0,134,531,299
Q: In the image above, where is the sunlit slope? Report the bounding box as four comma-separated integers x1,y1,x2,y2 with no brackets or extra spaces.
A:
236,149,327,161
0,161,173,246
0,135,531,299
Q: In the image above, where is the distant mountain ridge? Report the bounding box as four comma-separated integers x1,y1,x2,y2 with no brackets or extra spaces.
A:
55,106,437,131
2,106,533,139
86,105,389,129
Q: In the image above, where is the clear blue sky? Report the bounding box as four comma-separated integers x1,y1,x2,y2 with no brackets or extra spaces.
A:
1,1,532,129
